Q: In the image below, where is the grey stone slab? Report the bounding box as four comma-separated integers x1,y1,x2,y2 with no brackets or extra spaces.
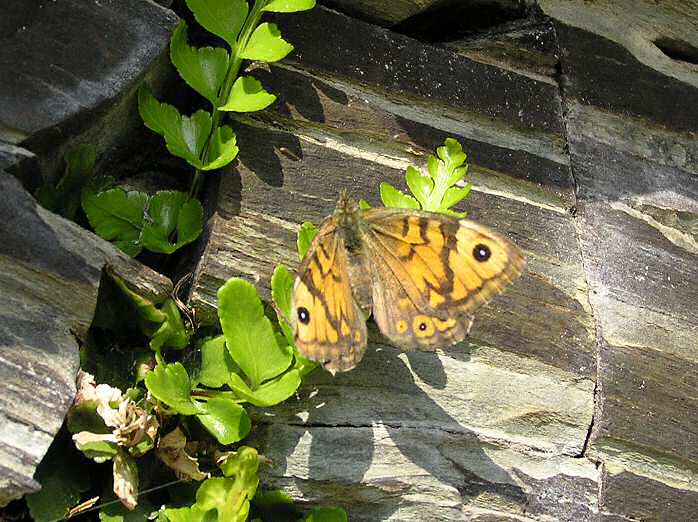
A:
0,175,172,504
0,0,178,143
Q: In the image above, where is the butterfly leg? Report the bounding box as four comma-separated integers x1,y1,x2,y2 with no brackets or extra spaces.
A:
271,301,292,328
465,315,475,337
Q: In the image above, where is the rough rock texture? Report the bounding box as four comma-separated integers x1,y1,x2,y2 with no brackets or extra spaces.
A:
540,1,698,519
319,0,533,28
0,175,173,504
189,5,599,519
0,0,178,187
188,2,698,519
0,0,178,505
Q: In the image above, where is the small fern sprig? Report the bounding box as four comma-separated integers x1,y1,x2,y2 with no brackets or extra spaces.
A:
380,138,471,217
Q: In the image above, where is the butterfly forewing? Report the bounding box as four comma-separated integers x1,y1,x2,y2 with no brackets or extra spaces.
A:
292,218,368,372
361,208,525,349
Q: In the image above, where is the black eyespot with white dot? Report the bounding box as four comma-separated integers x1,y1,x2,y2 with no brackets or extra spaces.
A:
297,307,310,324
418,322,427,331
473,243,491,262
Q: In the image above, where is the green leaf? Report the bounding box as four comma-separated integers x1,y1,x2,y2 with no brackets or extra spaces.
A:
185,0,248,49
201,125,239,170
438,137,467,179
219,446,259,478
170,21,229,104
228,369,300,407
405,165,433,208
440,184,472,212
198,335,237,388
218,279,292,388
141,191,204,254
174,110,213,167
271,264,294,343
380,182,419,209
297,221,318,260
145,362,199,415
263,0,316,12
72,435,119,463
99,498,156,522
138,85,183,141
196,398,251,445
138,86,213,169
82,188,148,257
419,138,469,212
26,435,91,522
219,76,276,112
149,299,190,350
195,477,249,521
241,23,294,62
358,199,371,209
36,143,97,220
198,447,259,521
253,489,294,508
304,507,348,522
109,273,166,325
159,505,207,522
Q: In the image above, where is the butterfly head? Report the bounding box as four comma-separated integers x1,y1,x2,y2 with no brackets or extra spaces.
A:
335,190,359,217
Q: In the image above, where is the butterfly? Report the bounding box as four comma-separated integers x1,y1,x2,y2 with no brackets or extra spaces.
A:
291,192,525,373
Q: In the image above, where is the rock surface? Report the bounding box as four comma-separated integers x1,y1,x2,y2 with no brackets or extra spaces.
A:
0,0,178,187
0,0,177,505
189,5,600,519
188,2,698,520
0,174,173,504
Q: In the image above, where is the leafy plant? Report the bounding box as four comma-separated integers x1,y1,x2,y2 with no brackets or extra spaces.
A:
380,137,471,217
34,143,97,220
140,0,316,197
30,138,468,520
82,186,204,257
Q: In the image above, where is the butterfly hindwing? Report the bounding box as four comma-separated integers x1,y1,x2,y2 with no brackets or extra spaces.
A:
361,208,525,349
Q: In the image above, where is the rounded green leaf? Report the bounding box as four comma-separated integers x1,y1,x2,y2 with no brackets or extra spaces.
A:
202,125,239,170
195,477,235,511
379,182,419,209
141,191,203,254
218,279,292,388
228,369,301,407
138,84,182,138
297,221,318,260
405,165,433,207
263,0,316,12
145,362,199,415
160,506,207,522
170,21,229,104
82,188,147,256
198,335,237,388
271,264,294,329
219,76,277,112
196,398,251,445
185,0,248,48
241,23,294,62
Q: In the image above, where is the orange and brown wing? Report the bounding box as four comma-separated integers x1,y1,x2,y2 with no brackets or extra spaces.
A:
361,208,525,349
292,219,367,372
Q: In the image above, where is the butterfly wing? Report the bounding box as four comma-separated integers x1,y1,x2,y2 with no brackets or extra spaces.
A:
292,218,368,372
361,208,525,349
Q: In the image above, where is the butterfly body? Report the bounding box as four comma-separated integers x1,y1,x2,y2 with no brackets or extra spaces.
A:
292,193,525,373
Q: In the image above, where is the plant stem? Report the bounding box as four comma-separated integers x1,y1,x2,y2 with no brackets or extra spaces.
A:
189,0,268,198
